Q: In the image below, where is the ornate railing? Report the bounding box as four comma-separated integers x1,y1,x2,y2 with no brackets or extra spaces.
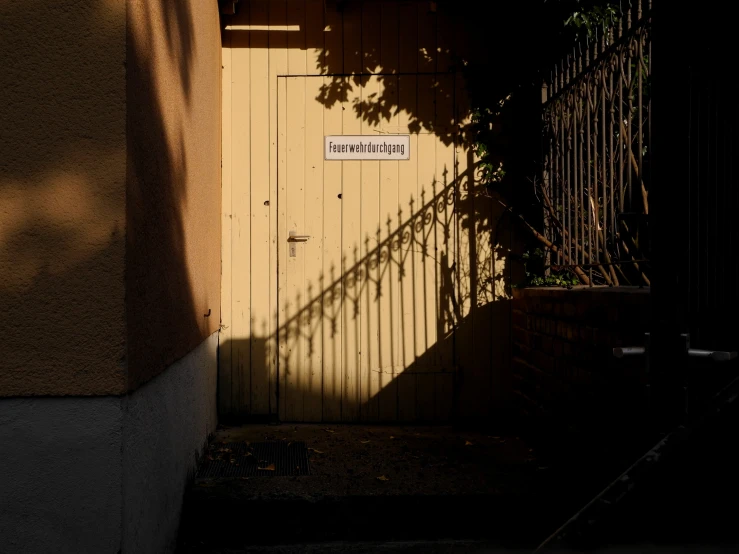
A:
541,0,651,286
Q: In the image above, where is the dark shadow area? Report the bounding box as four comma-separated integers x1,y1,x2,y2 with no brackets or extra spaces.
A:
126,0,212,390
223,0,577,139
177,422,616,551
0,1,129,395
219,309,514,427
220,0,562,189
592,383,739,552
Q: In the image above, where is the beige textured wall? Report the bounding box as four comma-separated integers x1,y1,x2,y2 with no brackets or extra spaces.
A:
0,0,221,397
0,0,127,396
125,0,222,391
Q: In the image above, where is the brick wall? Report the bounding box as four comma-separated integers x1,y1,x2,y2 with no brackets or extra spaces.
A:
511,286,651,439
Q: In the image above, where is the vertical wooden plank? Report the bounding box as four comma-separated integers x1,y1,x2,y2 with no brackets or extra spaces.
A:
341,3,363,421
453,70,485,421
359,2,382,421
231,7,252,416
461,61,494,421
397,75,418,422
380,1,399,75
396,3,418,421
343,0,362,76
284,75,306,422
473,237,494,422
381,2,400,421
304,0,326,422
322,74,344,422
271,0,289,420
379,75,400,421
277,74,289,421
474,125,495,423
434,73,456,422
398,1,418,75
305,0,325,76
249,0,272,416
323,0,343,75
435,2,453,73
362,0,381,73
321,2,344,421
359,74,381,422
220,23,234,417
451,5,469,65
341,89,362,421
415,72,437,422
285,4,308,421
303,75,325,422
417,1,437,74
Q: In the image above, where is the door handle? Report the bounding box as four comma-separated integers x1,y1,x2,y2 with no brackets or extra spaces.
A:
288,231,309,257
686,349,738,362
613,346,646,358
613,333,737,362
615,347,738,362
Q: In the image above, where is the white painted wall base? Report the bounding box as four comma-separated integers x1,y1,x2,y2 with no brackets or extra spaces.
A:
0,396,124,554
122,331,218,554
0,331,218,554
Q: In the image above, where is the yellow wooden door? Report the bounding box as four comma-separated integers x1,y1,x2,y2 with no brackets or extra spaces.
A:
221,1,506,425
277,73,457,422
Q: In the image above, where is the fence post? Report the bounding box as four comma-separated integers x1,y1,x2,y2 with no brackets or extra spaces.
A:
541,81,551,277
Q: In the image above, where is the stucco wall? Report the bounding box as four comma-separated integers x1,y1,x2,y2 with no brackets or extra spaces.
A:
122,331,218,554
0,331,218,554
0,0,127,396
0,396,124,554
125,0,222,392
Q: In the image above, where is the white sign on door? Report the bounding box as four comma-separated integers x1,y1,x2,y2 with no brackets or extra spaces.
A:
324,135,410,161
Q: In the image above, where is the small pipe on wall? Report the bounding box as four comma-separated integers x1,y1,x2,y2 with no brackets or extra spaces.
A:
219,0,239,16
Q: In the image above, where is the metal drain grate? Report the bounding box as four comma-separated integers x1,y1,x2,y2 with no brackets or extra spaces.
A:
197,441,311,478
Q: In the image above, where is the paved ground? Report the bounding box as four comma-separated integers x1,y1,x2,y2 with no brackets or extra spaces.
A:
195,424,549,497
177,371,739,552
177,423,649,552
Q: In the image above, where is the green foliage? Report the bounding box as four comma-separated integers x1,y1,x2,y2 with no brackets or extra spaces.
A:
564,2,620,40
464,1,634,289
518,248,580,288
525,273,581,288
470,103,509,192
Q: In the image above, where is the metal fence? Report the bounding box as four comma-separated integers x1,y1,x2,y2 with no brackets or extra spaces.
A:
541,0,651,286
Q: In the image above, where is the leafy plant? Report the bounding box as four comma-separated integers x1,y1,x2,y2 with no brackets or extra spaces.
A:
519,248,580,288
470,102,509,190
463,0,649,288
564,2,620,40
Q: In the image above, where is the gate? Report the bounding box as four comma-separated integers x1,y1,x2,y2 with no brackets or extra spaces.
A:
540,0,651,288
540,0,738,427
534,3,739,548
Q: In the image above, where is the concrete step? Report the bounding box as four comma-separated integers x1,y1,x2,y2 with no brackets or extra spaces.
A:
536,374,739,551
177,538,526,553
178,486,556,551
